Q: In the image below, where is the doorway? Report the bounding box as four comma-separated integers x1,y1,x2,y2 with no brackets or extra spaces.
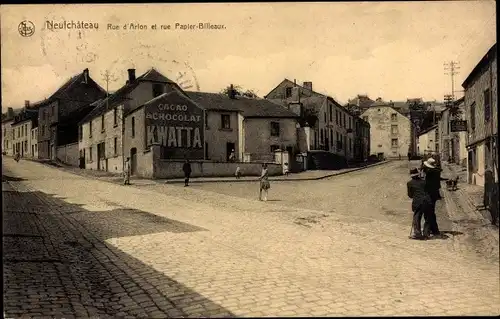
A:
130,147,137,176
226,142,235,162
468,149,474,184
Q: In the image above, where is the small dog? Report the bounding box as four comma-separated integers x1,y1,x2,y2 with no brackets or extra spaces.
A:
446,176,459,191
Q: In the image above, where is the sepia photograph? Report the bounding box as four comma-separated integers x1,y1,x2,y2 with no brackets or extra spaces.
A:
1,1,498,317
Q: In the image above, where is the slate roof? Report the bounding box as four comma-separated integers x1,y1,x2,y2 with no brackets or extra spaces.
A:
418,124,438,136
79,68,182,125
186,91,299,118
462,43,497,88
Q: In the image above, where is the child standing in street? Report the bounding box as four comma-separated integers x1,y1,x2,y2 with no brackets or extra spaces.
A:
235,166,241,179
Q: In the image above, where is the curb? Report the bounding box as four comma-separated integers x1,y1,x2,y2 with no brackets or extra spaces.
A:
162,160,391,184
15,157,390,185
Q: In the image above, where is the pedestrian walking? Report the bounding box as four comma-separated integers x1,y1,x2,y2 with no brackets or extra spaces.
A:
407,168,432,240
14,152,20,162
422,157,448,237
183,159,192,187
123,157,131,185
235,166,241,179
259,163,270,201
407,152,411,161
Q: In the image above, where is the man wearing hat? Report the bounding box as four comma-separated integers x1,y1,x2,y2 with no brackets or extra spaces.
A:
422,157,447,236
407,168,432,239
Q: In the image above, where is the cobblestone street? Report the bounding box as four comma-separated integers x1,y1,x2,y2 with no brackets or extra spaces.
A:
3,158,500,317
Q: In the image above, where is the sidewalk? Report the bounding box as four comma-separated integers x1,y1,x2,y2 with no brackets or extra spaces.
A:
441,162,499,261
22,157,390,184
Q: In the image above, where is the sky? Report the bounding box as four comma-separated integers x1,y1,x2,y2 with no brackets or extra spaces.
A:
0,1,497,111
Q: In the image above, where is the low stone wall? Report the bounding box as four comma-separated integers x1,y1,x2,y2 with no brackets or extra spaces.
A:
154,160,282,179
56,142,79,167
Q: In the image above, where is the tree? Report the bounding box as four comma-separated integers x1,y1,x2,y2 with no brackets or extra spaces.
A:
219,85,259,98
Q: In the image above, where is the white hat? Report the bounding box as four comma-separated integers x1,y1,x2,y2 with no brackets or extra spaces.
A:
424,158,436,168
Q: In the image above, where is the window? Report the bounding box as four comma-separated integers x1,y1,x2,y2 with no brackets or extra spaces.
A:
205,142,209,159
270,145,280,152
51,105,55,116
285,87,292,98
89,121,93,138
391,125,398,135
205,113,208,128
324,112,326,122
221,114,231,129
329,105,333,122
153,83,164,98
114,137,118,155
320,129,324,143
113,108,118,126
343,113,346,127
89,146,93,162
79,126,83,141
330,129,333,145
484,89,491,121
270,122,280,137
391,138,398,148
131,117,135,137
470,102,476,131
391,113,397,121
336,111,339,124
101,114,105,132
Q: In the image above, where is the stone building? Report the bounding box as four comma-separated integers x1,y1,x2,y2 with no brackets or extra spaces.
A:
264,79,367,163
418,125,438,156
78,68,188,173
10,101,39,158
187,90,299,163
1,107,19,156
361,105,416,159
37,68,106,160
462,42,498,186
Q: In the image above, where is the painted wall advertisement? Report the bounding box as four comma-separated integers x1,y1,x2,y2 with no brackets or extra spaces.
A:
145,92,205,160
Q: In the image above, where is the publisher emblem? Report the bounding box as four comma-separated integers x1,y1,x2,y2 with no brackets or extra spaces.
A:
18,20,35,37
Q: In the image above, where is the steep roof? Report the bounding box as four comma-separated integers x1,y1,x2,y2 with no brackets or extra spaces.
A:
462,42,497,89
79,68,184,125
139,68,177,83
418,124,438,136
187,91,299,118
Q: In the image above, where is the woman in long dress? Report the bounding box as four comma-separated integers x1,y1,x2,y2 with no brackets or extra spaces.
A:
259,163,270,201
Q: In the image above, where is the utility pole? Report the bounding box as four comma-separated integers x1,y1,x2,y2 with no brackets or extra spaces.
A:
101,70,119,110
444,61,460,100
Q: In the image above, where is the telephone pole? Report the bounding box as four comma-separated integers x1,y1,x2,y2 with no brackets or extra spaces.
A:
101,70,119,109
444,61,460,100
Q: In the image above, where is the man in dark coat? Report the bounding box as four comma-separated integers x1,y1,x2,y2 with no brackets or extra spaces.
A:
407,168,433,239
182,159,192,187
422,157,448,236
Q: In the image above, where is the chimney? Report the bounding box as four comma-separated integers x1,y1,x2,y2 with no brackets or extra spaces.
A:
7,107,14,117
127,69,136,83
83,68,89,84
294,79,297,86
228,84,236,99
303,81,312,91
25,100,30,109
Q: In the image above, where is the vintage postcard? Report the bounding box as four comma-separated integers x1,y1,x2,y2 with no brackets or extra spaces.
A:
1,2,498,318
